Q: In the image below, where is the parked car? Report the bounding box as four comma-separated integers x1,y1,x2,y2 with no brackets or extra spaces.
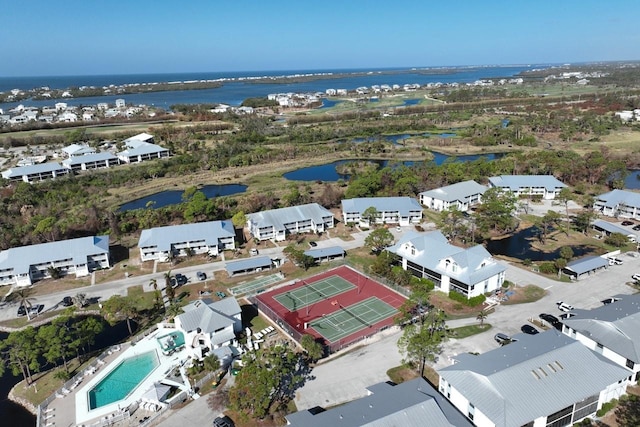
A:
622,220,635,226
250,248,259,256
309,241,317,247
633,224,640,231
196,271,207,281
213,416,235,427
175,273,188,286
494,333,516,346
539,313,561,328
17,305,26,317
602,297,621,305
28,304,44,317
521,324,539,335
608,257,623,265
61,296,73,307
556,301,574,312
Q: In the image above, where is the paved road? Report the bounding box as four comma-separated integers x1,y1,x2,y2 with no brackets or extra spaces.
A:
0,229,374,322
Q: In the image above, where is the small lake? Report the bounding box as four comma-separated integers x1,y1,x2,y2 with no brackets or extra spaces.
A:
402,99,421,106
486,226,597,261
320,99,341,109
119,184,247,211
625,170,640,189
283,152,504,182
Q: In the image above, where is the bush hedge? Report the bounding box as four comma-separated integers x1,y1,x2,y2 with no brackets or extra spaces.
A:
448,291,486,307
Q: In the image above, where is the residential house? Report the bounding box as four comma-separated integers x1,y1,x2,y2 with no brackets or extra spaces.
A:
247,203,334,241
1,162,70,183
62,152,120,172
419,180,488,212
115,98,126,108
0,235,110,287
488,175,567,200
286,377,473,427
594,189,640,219
386,231,506,299
62,143,97,158
123,132,155,145
138,220,236,262
341,197,423,227
173,298,242,360
562,294,640,381
439,331,632,427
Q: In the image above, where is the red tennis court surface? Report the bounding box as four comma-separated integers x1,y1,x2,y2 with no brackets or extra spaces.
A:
253,265,407,353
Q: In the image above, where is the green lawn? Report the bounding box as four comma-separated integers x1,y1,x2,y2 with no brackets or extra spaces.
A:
451,323,492,338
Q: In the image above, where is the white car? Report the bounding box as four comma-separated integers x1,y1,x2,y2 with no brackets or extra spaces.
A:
632,274,640,281
608,257,623,265
556,301,574,312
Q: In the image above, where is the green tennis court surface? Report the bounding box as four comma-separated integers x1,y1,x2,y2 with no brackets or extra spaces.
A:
309,297,398,343
229,273,284,296
273,275,356,311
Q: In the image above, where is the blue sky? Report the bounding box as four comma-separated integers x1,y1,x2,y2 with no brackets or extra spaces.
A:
2,0,639,76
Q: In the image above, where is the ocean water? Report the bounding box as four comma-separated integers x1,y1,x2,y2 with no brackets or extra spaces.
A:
0,65,540,109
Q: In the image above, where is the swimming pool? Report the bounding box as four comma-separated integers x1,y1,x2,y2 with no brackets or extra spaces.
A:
88,350,159,410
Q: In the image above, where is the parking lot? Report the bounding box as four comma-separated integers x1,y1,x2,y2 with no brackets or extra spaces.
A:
433,255,640,369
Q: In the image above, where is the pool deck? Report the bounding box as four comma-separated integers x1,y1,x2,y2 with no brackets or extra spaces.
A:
44,327,191,427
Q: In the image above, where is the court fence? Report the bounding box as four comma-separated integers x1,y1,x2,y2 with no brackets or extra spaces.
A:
249,295,396,355
339,259,411,298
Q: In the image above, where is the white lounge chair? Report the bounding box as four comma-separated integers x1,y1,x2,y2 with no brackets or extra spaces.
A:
97,359,105,365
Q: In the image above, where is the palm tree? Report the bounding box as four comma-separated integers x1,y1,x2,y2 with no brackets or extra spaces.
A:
164,271,175,304
149,278,162,309
15,288,35,321
476,309,488,327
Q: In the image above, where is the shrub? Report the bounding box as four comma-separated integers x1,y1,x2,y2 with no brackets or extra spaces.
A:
596,398,618,417
538,262,557,274
449,291,486,307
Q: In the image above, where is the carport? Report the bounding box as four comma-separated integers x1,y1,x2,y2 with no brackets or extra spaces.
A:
563,255,609,280
225,255,273,276
303,246,345,263
592,219,637,241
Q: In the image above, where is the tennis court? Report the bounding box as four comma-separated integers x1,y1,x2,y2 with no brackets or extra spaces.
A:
273,275,356,311
309,296,398,343
229,272,284,296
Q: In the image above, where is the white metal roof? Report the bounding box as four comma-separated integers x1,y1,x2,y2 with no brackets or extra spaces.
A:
419,180,487,203
439,331,631,427
0,235,110,275
138,220,235,252
341,197,422,215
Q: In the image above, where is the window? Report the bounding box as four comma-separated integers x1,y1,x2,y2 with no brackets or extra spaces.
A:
626,359,635,370
468,403,475,421
546,404,572,427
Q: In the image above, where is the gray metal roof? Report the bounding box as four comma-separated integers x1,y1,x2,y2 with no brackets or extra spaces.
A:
387,231,506,286
341,197,422,215
304,246,345,259
225,256,272,274
596,189,640,209
0,235,110,275
439,331,631,427
62,152,118,167
138,221,235,252
592,219,636,237
2,162,69,179
488,175,567,191
285,378,473,427
419,180,487,203
177,298,240,334
247,203,333,231
563,294,640,363
564,255,609,275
